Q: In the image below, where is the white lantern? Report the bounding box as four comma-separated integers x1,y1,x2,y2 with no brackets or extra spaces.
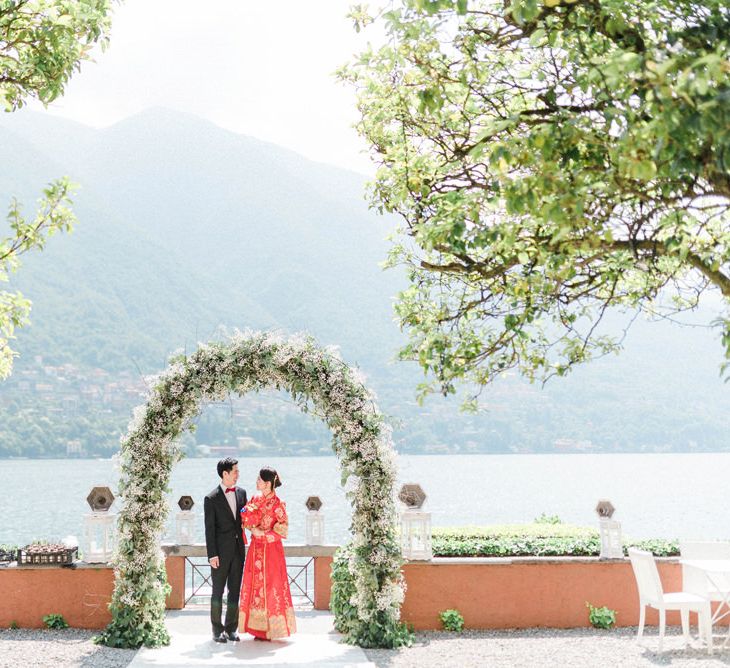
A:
400,509,432,561
175,511,195,544
84,486,116,563
305,496,324,545
599,519,623,559
84,512,116,563
175,495,196,544
306,511,325,545
398,484,432,561
596,499,623,559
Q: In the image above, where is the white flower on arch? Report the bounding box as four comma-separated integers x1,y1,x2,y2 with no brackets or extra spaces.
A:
97,331,405,649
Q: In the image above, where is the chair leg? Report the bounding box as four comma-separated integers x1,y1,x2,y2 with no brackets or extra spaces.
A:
659,608,666,653
637,604,645,641
702,606,713,655
680,608,689,647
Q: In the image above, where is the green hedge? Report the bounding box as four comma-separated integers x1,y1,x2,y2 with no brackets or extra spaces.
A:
431,525,679,557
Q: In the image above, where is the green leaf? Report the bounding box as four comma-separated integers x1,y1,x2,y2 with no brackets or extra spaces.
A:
343,0,730,395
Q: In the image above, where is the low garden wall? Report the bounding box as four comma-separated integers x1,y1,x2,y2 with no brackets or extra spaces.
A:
0,560,180,629
0,545,334,629
316,556,690,630
0,547,694,631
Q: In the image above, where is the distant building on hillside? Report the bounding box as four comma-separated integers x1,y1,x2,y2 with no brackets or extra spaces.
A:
66,440,84,457
237,436,262,452
423,443,452,454
553,438,593,453
208,445,238,458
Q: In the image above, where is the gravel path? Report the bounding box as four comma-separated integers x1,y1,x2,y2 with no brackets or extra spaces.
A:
4,625,730,667
364,627,730,668
0,629,136,668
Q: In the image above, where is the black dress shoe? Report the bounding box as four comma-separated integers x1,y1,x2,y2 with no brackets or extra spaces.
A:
213,632,227,643
226,631,241,641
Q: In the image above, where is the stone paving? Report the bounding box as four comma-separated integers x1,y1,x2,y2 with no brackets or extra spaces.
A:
128,608,373,667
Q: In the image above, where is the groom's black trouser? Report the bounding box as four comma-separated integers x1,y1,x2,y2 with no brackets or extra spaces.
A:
210,550,244,635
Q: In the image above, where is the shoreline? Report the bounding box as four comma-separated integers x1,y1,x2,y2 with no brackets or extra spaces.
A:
3,449,730,462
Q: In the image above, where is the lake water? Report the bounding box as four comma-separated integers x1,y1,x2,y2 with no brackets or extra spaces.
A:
1,453,728,548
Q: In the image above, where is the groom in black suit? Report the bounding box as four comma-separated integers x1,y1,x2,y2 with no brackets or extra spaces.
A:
204,457,247,643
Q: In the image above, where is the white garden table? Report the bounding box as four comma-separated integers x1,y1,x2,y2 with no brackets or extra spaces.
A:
680,558,730,652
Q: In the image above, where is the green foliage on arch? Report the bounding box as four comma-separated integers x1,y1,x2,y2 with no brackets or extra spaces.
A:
95,331,410,649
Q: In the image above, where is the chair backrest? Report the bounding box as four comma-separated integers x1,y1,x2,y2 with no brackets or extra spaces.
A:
628,548,664,605
680,541,730,595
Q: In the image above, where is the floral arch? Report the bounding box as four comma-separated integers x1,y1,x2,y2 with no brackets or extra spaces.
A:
97,331,408,649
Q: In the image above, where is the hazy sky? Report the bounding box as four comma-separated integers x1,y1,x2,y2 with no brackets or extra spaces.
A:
26,0,377,173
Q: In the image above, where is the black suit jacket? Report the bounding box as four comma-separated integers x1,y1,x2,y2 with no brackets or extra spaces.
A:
204,485,247,563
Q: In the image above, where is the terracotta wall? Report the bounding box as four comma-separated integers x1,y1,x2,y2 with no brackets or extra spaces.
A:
0,566,114,629
401,559,683,630
166,556,186,610
313,557,690,630
0,556,697,631
0,558,185,629
314,556,333,610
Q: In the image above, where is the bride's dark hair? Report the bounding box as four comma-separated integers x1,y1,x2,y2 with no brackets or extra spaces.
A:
260,466,282,489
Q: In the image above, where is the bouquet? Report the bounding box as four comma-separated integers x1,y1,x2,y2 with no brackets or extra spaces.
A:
241,500,263,531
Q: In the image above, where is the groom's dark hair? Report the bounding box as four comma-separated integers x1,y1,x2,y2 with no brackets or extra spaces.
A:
217,457,238,478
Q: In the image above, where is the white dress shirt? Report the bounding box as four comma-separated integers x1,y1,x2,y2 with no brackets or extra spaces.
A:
220,483,237,518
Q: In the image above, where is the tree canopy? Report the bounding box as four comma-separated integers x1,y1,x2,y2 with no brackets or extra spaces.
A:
0,0,113,378
342,0,730,401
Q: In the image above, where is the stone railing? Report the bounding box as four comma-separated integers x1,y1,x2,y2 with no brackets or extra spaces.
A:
160,542,338,558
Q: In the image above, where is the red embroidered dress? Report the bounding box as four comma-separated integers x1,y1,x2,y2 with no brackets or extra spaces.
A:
239,492,296,639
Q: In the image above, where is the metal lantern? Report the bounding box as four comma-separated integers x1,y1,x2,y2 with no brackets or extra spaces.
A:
83,486,116,563
175,495,196,544
595,499,623,559
398,483,432,561
305,496,324,546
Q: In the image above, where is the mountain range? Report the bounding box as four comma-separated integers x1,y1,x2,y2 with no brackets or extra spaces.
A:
0,108,728,457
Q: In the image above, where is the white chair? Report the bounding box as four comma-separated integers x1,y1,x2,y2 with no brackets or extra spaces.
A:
680,540,730,599
628,547,712,653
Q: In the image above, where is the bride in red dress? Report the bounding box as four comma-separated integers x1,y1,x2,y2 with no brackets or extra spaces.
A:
239,466,297,640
